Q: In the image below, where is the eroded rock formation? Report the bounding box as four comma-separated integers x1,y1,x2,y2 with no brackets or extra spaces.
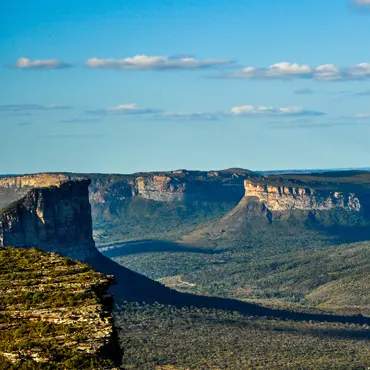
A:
0,179,98,261
244,180,362,212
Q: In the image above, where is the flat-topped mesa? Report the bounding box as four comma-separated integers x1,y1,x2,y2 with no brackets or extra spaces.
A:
244,180,362,212
0,173,70,189
89,169,255,205
0,179,99,261
0,173,71,209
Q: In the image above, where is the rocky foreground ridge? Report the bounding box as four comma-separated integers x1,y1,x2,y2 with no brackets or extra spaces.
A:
0,247,119,369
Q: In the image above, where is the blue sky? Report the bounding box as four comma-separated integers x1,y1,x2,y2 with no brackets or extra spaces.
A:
1,0,369,174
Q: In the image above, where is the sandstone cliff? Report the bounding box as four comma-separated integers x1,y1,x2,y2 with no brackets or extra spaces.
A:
0,179,98,261
87,169,255,207
0,173,70,209
244,180,362,212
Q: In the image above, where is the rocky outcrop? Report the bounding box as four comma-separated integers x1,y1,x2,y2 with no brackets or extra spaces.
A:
0,173,70,209
244,180,362,212
88,169,255,206
0,246,120,368
0,179,98,261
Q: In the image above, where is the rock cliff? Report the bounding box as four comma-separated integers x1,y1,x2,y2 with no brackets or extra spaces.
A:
0,173,70,209
0,179,98,261
244,180,362,212
87,169,255,206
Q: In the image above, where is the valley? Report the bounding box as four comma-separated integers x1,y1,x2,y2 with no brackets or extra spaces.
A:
1,169,370,369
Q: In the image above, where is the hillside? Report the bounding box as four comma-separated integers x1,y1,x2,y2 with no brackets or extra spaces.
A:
107,171,370,315
0,247,119,369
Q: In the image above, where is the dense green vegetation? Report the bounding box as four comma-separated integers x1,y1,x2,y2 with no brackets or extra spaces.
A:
114,302,370,369
109,229,370,316
0,247,116,369
94,198,239,246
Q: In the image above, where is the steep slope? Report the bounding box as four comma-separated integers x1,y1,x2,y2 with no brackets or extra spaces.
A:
0,179,98,261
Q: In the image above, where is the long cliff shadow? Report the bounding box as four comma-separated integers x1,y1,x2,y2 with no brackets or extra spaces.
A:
87,252,370,328
101,240,225,258
208,318,370,341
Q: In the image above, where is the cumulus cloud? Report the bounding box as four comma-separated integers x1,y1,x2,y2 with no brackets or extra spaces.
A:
0,104,71,112
14,57,71,69
230,105,325,117
224,62,370,81
85,55,232,70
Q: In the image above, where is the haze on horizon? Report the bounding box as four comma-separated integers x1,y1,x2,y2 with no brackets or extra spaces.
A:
1,0,369,174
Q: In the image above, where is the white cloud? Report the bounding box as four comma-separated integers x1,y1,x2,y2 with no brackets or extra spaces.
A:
314,64,341,80
87,103,160,115
348,63,370,78
230,105,324,117
354,113,370,119
85,55,231,70
224,62,370,81
160,112,221,121
14,57,71,69
0,104,71,111
86,103,325,120
349,0,370,7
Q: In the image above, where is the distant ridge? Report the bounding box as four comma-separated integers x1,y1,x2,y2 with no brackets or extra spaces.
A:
260,167,370,175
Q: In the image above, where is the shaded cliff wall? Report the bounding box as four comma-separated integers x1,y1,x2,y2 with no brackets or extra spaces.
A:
0,179,98,261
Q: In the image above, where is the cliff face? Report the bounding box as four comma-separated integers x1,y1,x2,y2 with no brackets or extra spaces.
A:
244,180,362,213
0,179,98,261
88,169,255,207
0,173,70,209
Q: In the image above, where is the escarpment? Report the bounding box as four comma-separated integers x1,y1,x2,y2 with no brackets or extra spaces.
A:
244,180,362,212
0,179,98,261
0,173,70,209
87,168,256,207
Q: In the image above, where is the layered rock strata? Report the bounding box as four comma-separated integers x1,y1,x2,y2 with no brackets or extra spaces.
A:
0,179,98,261
244,181,362,212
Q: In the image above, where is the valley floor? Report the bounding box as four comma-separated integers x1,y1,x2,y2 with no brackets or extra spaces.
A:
114,302,370,370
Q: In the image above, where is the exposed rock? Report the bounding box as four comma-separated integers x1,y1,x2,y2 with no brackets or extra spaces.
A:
0,179,98,261
0,173,70,209
0,246,120,369
244,180,362,212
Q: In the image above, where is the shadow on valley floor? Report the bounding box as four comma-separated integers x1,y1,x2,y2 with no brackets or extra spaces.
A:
214,318,370,340
87,252,370,329
101,240,226,258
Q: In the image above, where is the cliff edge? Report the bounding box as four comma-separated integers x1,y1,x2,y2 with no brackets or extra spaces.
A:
0,179,98,261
